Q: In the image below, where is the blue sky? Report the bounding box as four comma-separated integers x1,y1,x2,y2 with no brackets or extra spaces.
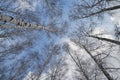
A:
0,0,120,80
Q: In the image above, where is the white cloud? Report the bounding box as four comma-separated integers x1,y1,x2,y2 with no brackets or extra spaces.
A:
15,0,39,11
110,10,120,27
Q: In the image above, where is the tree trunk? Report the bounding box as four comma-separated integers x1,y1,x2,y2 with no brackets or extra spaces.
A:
81,5,120,18
82,45,114,80
89,35,120,45
0,14,56,32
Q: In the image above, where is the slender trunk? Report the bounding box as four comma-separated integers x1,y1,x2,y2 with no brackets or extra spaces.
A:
81,5,120,18
67,48,90,80
76,56,90,80
82,45,114,80
36,53,53,80
89,35,120,45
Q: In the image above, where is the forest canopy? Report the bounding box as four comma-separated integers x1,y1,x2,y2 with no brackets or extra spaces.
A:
0,0,120,80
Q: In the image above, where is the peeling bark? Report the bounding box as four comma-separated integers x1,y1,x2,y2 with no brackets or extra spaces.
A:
0,14,57,32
